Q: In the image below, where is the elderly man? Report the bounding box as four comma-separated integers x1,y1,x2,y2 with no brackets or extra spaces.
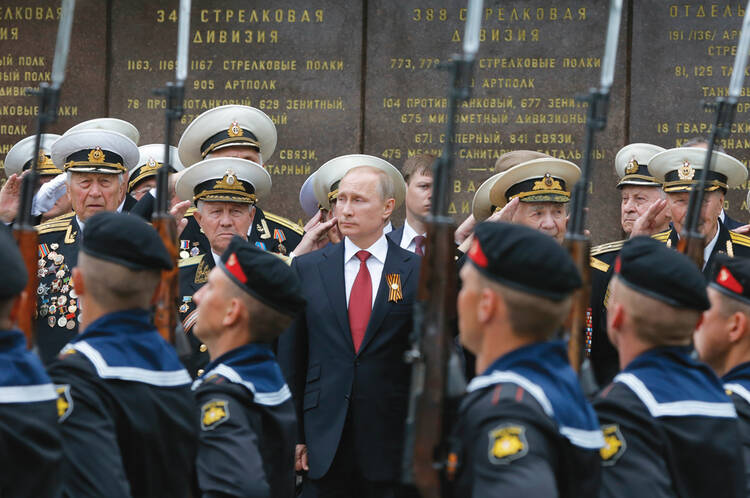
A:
46,212,197,498
278,157,419,497
191,237,305,498
594,237,745,498
175,156,272,378
34,128,139,362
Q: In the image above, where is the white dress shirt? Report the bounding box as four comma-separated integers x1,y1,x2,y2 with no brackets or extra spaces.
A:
383,220,393,234
703,223,720,271
399,219,426,253
344,234,388,308
212,251,222,267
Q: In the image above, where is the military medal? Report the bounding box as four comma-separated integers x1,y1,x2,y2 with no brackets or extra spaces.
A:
39,304,48,317
70,289,78,299
58,295,67,306
57,316,67,328
66,320,75,330
49,304,57,315
38,268,47,278
190,246,200,257
47,251,58,261
38,258,46,268
37,283,49,296
47,316,56,327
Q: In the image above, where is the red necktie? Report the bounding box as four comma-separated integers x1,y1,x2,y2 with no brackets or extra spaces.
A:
348,250,372,352
414,235,426,256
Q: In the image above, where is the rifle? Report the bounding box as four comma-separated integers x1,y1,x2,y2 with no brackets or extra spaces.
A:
13,0,75,347
402,1,482,495
564,0,622,372
677,0,750,268
152,0,190,344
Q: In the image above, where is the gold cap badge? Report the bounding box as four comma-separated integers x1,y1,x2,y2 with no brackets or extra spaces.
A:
533,173,562,191
625,158,639,175
87,147,105,163
228,121,243,138
678,160,695,180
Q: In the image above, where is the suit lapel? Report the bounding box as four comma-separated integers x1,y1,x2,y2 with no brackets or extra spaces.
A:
358,239,415,354
318,243,352,344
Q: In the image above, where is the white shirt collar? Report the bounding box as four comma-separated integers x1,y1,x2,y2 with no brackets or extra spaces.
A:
703,222,721,271
211,251,222,267
75,215,85,234
720,210,726,222
402,219,425,247
344,233,388,265
383,220,393,234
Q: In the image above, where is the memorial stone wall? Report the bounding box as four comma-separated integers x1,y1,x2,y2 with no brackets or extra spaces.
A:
0,1,749,244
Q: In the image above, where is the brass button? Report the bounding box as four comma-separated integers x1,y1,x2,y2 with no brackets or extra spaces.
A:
199,344,207,353
197,369,205,377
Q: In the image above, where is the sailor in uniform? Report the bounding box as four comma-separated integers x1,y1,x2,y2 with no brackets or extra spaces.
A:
170,105,303,257
127,144,185,202
594,236,745,497
46,211,197,498
451,222,603,497
589,143,667,388
34,128,139,363
0,226,62,497
191,236,304,498
175,157,272,378
694,254,750,495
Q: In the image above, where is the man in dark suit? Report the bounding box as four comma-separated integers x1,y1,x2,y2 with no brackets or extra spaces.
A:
388,153,434,254
279,160,420,497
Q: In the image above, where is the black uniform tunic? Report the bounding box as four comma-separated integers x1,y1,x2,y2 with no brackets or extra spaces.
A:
451,341,603,498
0,328,62,497
192,343,297,498
722,361,750,498
47,309,198,498
594,346,745,498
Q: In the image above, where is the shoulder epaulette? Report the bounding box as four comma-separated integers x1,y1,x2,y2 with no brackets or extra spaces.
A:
651,229,672,242
178,254,204,267
36,212,74,234
590,240,625,257
263,211,304,235
730,231,750,248
184,207,196,218
590,256,610,273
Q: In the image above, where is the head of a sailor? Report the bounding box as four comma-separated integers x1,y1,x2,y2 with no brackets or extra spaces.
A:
72,212,172,331
0,227,28,331
458,222,580,374
193,237,305,360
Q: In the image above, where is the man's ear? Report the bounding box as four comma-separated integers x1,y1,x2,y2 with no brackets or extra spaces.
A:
728,311,749,344
71,268,85,298
383,198,395,220
222,298,243,327
477,288,500,325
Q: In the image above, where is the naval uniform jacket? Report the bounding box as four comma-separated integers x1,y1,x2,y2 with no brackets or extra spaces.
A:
0,328,61,497
192,343,297,498
177,252,215,378
723,361,750,498
594,346,745,498
450,341,603,498
34,212,83,363
277,237,421,481
46,309,198,498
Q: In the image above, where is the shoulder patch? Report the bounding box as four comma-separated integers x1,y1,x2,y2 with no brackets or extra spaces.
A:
590,240,624,256
178,254,204,267
651,229,672,242
600,424,626,466
56,384,73,422
590,256,610,273
201,399,230,430
264,211,304,235
730,231,750,248
488,424,528,465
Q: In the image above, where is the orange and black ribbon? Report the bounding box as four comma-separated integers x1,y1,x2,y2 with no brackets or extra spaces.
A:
386,273,403,303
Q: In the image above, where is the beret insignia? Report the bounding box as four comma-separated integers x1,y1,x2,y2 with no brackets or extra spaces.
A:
488,424,528,465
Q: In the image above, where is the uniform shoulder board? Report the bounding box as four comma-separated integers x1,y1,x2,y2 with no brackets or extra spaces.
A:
730,231,750,248
263,211,304,235
36,212,74,234
590,240,625,257
178,254,204,267
184,207,196,218
590,256,610,273
651,229,672,242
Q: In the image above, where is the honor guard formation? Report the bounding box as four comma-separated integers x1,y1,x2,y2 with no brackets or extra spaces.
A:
7,2,750,497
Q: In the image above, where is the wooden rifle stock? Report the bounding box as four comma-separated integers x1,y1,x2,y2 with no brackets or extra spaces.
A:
152,213,178,344
13,227,38,347
677,232,704,269
563,236,590,373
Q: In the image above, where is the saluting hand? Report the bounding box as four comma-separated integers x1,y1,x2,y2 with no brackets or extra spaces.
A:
630,199,669,238
169,199,192,235
0,172,27,224
293,211,339,257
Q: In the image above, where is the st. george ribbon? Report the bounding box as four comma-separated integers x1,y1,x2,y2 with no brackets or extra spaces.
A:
679,0,750,268
152,0,191,345
13,0,76,347
564,0,622,377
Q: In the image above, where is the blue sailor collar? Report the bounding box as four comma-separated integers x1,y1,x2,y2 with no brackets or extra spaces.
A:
192,343,291,406
722,361,750,406
615,346,735,418
0,329,56,403
62,309,191,387
466,341,604,450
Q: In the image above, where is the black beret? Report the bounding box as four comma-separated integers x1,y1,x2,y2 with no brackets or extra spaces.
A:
220,236,306,316
0,225,27,299
81,212,173,271
615,236,709,310
708,254,750,306
466,222,581,300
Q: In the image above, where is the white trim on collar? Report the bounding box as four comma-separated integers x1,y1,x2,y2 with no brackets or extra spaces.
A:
192,363,291,406
0,384,57,403
724,382,750,406
616,372,736,418
68,342,192,387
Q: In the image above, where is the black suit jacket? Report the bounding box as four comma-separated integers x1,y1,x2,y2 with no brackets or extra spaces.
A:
278,237,420,481
386,225,404,246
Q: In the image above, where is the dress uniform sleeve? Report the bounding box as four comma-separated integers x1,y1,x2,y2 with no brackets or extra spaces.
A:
195,388,271,498
47,355,131,498
276,257,309,442
594,383,674,498
468,407,558,498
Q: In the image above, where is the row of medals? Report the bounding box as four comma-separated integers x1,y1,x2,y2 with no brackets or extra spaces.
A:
36,244,79,330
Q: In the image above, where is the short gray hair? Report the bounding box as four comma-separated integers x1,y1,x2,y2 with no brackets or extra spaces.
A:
342,166,395,201
66,171,125,184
